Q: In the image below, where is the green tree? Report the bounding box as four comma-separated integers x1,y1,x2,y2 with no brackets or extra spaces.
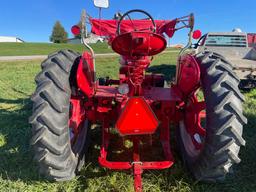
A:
50,21,68,43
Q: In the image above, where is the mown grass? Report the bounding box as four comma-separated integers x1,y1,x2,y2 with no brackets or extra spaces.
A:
0,42,112,56
0,52,255,192
0,43,179,56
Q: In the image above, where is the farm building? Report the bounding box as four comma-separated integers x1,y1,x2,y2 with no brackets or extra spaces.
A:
67,33,104,44
0,36,24,43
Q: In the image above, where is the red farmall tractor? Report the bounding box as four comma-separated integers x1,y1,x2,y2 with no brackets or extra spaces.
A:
30,4,247,192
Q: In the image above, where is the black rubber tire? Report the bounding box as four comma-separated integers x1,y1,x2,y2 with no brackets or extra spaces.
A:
239,79,256,91
177,51,247,182
29,50,90,181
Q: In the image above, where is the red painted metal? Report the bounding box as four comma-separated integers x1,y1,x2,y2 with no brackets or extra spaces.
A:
176,54,201,98
69,98,85,144
183,95,206,150
118,56,152,96
111,32,167,56
70,12,202,191
99,116,174,192
71,25,81,36
90,18,177,40
116,97,159,135
192,30,202,39
77,52,95,97
248,33,256,47
94,86,180,103
82,49,198,190
157,20,177,38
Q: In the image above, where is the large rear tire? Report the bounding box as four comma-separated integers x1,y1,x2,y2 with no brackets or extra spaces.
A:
29,50,90,181
177,51,247,182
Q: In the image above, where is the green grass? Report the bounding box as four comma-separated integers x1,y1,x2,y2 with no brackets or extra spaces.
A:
0,42,113,56
0,42,179,56
0,52,255,192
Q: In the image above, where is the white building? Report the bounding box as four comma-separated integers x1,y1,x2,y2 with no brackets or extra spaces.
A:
0,36,24,43
67,33,104,44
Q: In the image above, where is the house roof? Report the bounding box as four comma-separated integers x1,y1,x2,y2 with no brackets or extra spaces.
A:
0,36,24,42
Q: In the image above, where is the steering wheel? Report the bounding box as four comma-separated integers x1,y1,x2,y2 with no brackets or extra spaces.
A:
117,9,156,35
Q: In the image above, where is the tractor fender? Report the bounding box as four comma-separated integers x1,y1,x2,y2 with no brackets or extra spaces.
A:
176,54,200,98
77,52,95,97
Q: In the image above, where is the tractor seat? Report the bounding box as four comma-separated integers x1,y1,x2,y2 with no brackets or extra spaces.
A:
111,31,167,57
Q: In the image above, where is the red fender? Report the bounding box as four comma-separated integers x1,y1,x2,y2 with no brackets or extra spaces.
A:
76,52,95,97
176,54,200,98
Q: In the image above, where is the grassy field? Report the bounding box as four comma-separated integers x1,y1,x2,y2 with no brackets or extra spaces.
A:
0,52,255,192
0,43,179,56
0,42,113,56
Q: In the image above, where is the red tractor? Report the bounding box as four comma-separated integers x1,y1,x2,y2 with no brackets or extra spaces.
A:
30,6,247,192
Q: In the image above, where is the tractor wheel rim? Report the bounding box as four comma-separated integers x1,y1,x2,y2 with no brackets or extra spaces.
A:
179,121,202,157
180,94,206,158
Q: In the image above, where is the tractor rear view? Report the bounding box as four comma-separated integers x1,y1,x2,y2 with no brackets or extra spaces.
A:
29,2,247,191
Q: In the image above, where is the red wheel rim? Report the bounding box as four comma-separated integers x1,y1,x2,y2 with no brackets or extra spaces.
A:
180,92,206,157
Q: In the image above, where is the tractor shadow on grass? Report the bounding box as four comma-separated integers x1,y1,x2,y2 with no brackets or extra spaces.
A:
0,95,256,191
76,125,197,191
76,113,256,191
75,126,131,191
0,97,43,182
147,64,176,82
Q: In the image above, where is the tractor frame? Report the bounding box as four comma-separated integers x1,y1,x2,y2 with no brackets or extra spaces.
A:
69,12,204,191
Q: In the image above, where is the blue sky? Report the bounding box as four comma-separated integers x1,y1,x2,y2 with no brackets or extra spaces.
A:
0,0,255,44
